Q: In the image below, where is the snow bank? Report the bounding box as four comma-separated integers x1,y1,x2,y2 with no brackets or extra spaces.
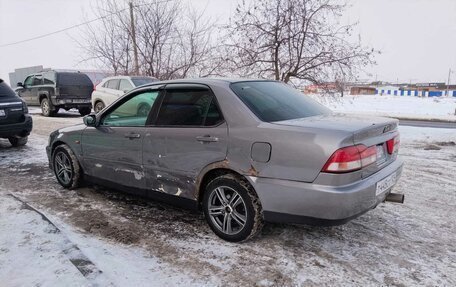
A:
310,94,456,121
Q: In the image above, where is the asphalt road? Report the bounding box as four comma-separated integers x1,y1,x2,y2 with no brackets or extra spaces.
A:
399,119,456,129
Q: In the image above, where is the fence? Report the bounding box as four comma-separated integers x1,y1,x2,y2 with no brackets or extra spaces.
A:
375,89,456,97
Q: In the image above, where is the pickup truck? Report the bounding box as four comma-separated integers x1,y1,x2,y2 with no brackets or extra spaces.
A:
16,71,93,117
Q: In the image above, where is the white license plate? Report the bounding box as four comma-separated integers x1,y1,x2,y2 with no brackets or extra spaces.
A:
0,109,5,117
376,171,398,196
73,99,89,103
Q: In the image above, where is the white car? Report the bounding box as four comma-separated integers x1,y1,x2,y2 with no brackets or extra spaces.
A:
91,76,157,113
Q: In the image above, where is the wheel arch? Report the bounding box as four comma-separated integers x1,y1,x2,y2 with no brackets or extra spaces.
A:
51,140,84,172
196,164,257,206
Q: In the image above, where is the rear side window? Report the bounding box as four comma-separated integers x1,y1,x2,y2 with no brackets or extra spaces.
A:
0,80,16,98
32,75,43,86
43,73,55,85
156,89,223,126
230,81,331,122
57,73,93,86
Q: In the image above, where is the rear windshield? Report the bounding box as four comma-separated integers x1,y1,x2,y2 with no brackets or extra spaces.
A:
131,77,156,87
230,81,331,122
0,80,17,98
57,73,93,86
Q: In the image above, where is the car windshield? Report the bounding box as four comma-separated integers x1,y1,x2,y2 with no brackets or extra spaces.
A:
131,77,156,87
57,73,93,86
0,80,16,98
230,81,331,122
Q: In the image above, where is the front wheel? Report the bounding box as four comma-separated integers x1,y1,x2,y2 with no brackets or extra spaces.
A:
78,107,91,116
8,136,28,147
52,144,82,189
203,174,264,242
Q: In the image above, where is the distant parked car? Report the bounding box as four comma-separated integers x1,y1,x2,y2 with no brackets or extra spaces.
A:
47,79,404,242
16,71,93,117
0,79,32,146
91,76,157,113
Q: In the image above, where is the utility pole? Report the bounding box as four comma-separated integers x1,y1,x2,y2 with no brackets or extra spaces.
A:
446,68,452,97
130,1,139,75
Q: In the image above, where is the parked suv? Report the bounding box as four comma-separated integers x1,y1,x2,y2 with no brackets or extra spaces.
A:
16,71,93,117
47,79,403,242
0,79,32,146
91,76,157,113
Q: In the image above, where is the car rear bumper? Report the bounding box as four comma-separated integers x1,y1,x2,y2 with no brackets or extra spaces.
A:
248,158,404,225
0,115,33,138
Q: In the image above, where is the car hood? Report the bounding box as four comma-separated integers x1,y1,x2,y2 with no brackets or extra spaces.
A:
58,123,87,134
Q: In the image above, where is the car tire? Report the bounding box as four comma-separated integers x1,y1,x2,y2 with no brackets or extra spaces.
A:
8,136,28,147
203,174,264,242
94,101,105,113
78,107,91,116
40,98,55,117
52,144,82,189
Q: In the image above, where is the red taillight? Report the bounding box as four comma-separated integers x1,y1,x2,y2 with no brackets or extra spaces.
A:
386,135,400,154
322,145,377,173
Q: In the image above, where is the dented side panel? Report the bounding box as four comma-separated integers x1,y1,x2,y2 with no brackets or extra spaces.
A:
142,123,228,200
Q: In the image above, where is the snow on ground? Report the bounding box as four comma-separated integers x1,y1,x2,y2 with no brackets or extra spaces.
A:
311,94,456,121
1,114,456,286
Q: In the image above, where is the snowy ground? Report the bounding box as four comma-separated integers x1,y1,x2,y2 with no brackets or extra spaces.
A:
311,94,456,121
1,112,456,286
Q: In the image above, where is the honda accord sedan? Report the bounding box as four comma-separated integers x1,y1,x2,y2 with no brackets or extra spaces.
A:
46,79,403,242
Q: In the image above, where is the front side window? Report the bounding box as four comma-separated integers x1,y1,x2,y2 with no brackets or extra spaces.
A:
24,76,34,87
155,88,223,126
102,90,159,127
119,79,133,92
131,77,156,87
230,81,331,122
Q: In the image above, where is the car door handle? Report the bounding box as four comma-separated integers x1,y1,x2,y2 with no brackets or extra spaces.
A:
125,133,141,139
196,135,219,143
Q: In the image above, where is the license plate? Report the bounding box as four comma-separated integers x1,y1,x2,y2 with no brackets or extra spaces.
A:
0,109,5,117
73,99,89,103
376,171,397,196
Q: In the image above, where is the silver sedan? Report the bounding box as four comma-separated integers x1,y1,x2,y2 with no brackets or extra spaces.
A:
46,79,403,242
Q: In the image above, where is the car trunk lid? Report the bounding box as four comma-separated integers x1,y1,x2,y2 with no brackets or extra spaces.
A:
273,113,400,178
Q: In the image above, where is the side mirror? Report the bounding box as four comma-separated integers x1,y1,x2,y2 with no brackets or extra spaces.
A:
83,114,97,127
17,82,24,88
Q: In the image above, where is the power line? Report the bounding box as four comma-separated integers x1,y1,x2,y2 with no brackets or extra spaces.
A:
0,0,171,48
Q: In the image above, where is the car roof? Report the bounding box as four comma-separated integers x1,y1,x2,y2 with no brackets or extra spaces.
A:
139,77,276,88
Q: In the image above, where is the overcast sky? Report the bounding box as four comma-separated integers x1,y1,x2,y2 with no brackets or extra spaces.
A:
1,0,455,84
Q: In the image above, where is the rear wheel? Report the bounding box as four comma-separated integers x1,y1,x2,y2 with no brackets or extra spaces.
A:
52,144,82,189
8,136,28,147
94,101,105,113
78,107,91,116
41,98,56,117
203,174,264,242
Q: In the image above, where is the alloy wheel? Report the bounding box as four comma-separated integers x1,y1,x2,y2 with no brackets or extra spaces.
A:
208,186,247,235
54,151,73,185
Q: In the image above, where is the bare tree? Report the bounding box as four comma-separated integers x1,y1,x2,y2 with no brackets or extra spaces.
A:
78,0,219,80
78,0,133,75
225,0,376,84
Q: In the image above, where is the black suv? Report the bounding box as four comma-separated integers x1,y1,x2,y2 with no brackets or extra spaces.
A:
0,79,32,146
16,71,93,117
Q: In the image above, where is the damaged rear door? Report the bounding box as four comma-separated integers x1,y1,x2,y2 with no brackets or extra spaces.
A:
81,88,161,189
